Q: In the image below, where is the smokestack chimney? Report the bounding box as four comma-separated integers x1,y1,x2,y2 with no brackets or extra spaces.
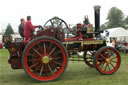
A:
94,5,101,33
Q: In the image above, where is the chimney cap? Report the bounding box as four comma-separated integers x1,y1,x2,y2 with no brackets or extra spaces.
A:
94,5,101,10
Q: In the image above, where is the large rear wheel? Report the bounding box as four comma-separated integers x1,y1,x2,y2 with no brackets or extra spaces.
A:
22,36,68,82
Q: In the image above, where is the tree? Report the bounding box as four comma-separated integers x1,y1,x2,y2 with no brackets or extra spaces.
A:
106,7,126,29
4,23,14,35
125,16,128,24
100,24,107,30
124,16,128,29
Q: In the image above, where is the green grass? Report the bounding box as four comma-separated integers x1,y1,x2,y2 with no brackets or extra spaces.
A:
0,49,128,85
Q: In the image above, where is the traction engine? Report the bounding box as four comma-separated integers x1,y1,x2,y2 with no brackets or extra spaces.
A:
3,6,121,82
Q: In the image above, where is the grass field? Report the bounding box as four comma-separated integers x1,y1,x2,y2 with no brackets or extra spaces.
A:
0,49,128,85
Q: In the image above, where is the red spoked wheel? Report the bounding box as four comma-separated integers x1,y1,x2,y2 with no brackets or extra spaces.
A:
83,51,96,67
94,46,121,75
22,36,68,82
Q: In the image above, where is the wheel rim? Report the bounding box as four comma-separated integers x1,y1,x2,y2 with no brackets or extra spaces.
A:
96,48,120,74
84,51,96,67
23,39,67,81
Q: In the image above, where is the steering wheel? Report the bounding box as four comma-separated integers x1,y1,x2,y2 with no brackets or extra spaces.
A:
44,17,71,35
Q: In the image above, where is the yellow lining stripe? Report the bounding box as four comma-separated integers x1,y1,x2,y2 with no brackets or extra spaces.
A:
63,40,103,45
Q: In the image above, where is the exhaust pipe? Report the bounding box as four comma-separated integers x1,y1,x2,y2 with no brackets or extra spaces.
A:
94,5,101,33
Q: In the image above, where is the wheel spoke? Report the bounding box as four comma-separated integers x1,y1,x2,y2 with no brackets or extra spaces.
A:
111,60,117,63
107,64,111,71
32,48,42,57
39,65,44,76
30,63,39,69
110,57,117,60
47,42,53,51
52,63,59,71
107,49,111,57
37,44,42,53
48,65,54,75
50,20,53,26
110,63,115,68
59,21,63,26
43,43,46,55
99,54,106,60
52,51,61,56
98,61,105,66
104,63,108,71
49,47,56,56
52,61,62,66
33,64,41,72
100,62,105,69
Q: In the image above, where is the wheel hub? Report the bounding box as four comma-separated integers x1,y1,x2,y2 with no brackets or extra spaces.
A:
42,56,50,64
106,58,111,64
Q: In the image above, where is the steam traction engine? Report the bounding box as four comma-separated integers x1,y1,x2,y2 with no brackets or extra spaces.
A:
3,6,121,82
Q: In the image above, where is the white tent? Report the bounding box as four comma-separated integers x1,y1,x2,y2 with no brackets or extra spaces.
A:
106,27,128,37
103,27,128,41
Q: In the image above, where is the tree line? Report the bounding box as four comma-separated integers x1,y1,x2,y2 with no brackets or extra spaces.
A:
101,7,128,30
4,7,128,36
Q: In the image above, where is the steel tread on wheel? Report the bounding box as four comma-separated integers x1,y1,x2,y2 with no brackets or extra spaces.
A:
22,36,68,82
94,46,121,75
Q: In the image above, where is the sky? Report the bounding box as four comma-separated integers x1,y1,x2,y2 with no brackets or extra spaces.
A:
0,0,128,32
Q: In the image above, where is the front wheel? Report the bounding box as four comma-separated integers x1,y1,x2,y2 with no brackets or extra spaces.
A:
94,46,121,75
22,36,68,82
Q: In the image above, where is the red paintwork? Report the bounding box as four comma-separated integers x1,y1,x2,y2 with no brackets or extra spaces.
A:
36,26,65,42
0,43,3,48
65,32,83,41
23,38,67,81
6,21,99,70
65,23,95,42
36,27,57,38
7,42,23,69
6,25,97,69
0,40,3,48
95,48,121,74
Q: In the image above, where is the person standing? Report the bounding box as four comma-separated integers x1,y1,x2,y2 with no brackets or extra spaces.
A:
112,38,116,48
18,18,25,38
24,16,39,45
